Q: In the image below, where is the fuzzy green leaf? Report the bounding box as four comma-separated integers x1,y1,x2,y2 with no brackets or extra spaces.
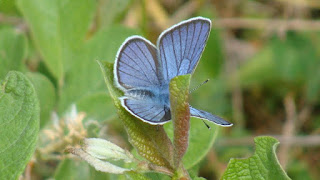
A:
96,0,131,28
55,158,115,180
0,0,20,15
222,136,291,180
0,27,27,79
58,26,137,114
26,72,56,128
0,71,40,179
17,0,96,81
76,92,116,122
125,171,152,180
98,61,174,169
55,159,91,180
169,74,191,168
164,119,219,169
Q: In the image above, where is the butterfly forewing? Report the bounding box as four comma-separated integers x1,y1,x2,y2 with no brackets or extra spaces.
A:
157,17,211,82
114,36,161,90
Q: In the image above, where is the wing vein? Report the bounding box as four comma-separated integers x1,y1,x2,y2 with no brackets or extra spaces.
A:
134,106,155,115
121,51,152,83
118,69,150,83
139,106,158,118
183,24,188,59
135,42,159,83
170,32,179,76
190,21,203,62
149,109,164,120
161,43,170,80
188,22,196,58
119,60,144,74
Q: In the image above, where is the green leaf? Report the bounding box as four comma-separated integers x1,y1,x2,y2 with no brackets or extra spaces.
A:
55,158,113,180
236,46,277,88
144,172,171,180
271,33,316,84
125,171,152,180
164,118,219,169
306,68,320,103
76,92,116,122
96,0,131,28
187,163,201,179
0,27,27,79
17,0,96,81
222,136,291,180
85,25,139,63
0,0,20,15
169,74,191,168
26,72,56,128
199,28,224,78
236,32,320,91
193,177,206,180
58,26,137,114
55,159,91,180
98,61,174,169
0,71,40,179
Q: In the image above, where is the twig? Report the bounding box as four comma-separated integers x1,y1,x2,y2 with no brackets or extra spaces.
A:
207,149,226,178
213,18,320,31
297,104,313,128
216,135,320,147
0,13,21,24
145,0,169,29
274,0,320,8
279,93,297,168
225,36,256,127
147,163,174,176
0,13,28,32
169,0,203,26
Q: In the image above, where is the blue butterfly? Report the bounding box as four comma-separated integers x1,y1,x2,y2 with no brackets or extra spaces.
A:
114,17,232,126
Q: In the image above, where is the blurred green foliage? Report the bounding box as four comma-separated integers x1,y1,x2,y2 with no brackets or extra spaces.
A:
0,0,319,179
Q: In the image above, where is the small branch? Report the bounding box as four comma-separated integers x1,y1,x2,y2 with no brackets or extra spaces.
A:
274,0,320,8
145,0,169,29
213,18,320,31
169,0,203,26
297,104,313,128
0,13,28,32
278,93,297,168
216,135,320,147
147,163,174,176
207,149,226,178
0,13,21,24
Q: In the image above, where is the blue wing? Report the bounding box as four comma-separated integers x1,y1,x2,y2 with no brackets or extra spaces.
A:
120,97,171,124
157,17,211,82
190,106,232,127
114,36,162,90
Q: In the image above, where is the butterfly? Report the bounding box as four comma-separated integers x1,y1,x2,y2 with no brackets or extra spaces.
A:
114,17,232,127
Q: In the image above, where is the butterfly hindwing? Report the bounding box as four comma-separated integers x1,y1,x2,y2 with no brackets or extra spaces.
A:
120,97,171,124
157,17,211,82
189,106,232,126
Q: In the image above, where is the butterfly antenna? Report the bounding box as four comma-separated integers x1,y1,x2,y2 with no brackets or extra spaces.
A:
202,120,211,130
189,79,210,94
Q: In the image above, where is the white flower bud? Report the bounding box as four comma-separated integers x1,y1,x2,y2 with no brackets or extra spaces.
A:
82,138,133,163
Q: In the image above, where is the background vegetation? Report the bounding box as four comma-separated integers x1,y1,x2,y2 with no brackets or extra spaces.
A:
0,0,319,179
